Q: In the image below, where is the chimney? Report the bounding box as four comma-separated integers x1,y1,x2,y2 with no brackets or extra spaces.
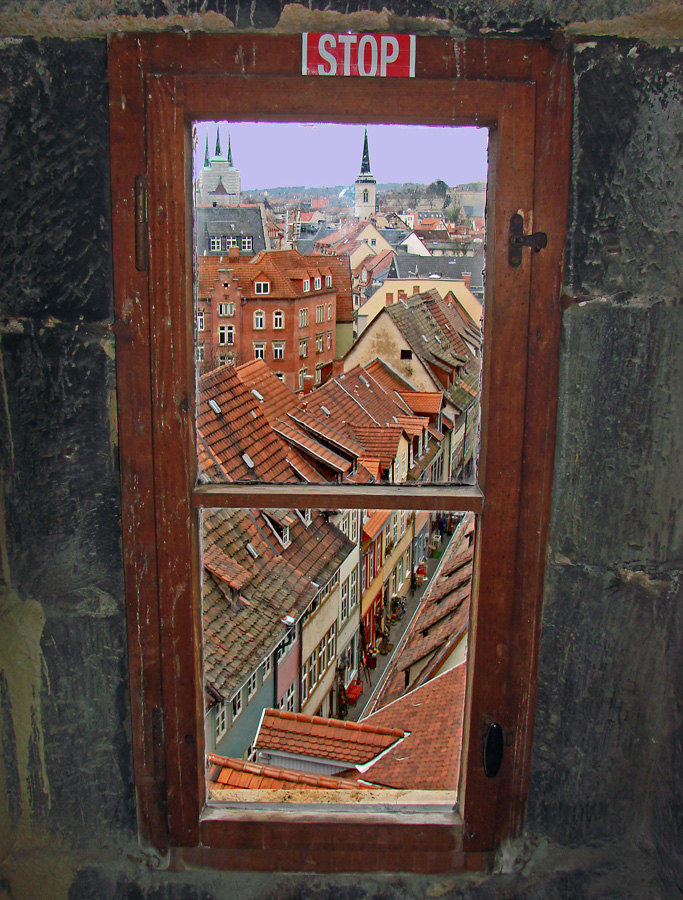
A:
413,285,420,296
229,246,240,259
302,374,315,395
462,271,471,289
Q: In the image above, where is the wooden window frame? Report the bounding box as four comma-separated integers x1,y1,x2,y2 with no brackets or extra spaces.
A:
109,33,570,872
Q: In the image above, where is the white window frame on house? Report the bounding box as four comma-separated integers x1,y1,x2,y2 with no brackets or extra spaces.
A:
303,279,310,292
314,365,322,385
196,344,205,363
273,309,284,329
326,276,332,288
111,31,570,875
218,302,234,317
253,309,265,329
253,342,265,360
197,311,205,331
315,334,323,353
350,568,358,608
231,690,242,721
215,701,227,743
273,342,284,360
261,654,272,680
299,339,307,358
328,302,332,319
218,325,234,346
254,281,270,294
247,671,258,700
341,579,349,621
314,277,321,290
210,236,221,251
316,304,324,323
242,235,253,251
299,307,308,328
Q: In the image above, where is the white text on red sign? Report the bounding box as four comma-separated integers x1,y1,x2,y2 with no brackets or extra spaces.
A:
302,33,416,78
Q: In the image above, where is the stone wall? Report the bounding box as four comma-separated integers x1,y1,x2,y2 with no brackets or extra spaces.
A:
0,5,682,899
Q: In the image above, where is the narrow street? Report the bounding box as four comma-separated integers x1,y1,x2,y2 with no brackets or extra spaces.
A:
346,528,453,722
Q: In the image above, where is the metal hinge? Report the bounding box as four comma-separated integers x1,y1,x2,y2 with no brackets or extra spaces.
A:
509,213,547,267
135,174,148,272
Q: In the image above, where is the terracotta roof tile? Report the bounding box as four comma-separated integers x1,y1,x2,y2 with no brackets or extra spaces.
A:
207,754,373,792
359,664,466,791
255,708,404,766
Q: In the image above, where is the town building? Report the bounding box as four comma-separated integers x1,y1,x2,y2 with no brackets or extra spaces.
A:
195,204,270,257
196,249,352,389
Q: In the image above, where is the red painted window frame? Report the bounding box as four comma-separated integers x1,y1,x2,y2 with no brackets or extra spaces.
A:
109,32,571,872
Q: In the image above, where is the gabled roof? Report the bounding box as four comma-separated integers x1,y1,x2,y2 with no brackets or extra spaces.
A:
348,424,405,470
207,754,373,791
255,708,405,766
397,391,444,416
358,664,467,791
363,509,391,541
197,249,346,303
386,291,467,371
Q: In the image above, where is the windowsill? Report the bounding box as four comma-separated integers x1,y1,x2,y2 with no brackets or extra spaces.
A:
169,799,474,873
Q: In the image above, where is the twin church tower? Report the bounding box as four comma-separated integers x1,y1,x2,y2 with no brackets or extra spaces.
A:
197,124,377,220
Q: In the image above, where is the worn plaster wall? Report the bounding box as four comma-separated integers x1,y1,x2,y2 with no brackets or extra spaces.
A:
0,4,682,899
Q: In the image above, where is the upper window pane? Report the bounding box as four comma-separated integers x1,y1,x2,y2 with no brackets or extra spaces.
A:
194,121,486,488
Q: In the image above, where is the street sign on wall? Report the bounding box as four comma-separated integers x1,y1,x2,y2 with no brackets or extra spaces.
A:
302,33,416,78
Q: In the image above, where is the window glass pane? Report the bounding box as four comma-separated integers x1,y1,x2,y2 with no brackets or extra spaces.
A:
203,505,474,797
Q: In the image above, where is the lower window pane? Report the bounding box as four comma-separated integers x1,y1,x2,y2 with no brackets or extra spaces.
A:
203,506,473,800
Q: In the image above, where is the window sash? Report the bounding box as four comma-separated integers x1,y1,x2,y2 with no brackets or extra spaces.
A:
110,32,571,871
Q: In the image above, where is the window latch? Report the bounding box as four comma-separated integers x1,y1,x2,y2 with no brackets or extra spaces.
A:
509,213,547,267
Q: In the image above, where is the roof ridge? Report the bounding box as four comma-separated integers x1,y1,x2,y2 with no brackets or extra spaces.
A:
266,708,403,738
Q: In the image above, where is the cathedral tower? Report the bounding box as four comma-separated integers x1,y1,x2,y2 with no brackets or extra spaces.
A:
197,126,241,205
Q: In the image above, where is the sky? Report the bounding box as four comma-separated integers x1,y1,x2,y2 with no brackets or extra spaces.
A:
193,121,488,191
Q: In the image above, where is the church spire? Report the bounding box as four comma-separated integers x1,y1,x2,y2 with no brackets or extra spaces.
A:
227,132,234,167
203,133,210,168
214,126,222,159
359,128,372,176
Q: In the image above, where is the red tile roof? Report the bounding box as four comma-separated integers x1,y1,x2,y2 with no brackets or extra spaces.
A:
359,664,467,791
397,391,444,416
255,708,404,766
207,754,373,791
198,365,298,484
363,509,391,541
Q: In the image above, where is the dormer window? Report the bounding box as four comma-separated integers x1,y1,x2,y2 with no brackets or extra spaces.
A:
303,279,310,292
314,277,321,290
254,281,269,294
326,275,332,287
264,513,291,548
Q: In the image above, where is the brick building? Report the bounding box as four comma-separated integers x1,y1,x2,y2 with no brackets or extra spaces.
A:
196,249,351,390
